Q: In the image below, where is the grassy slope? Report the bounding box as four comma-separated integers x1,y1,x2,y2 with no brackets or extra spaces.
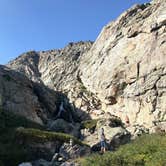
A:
16,127,86,146
0,109,45,166
79,133,166,166
0,110,86,166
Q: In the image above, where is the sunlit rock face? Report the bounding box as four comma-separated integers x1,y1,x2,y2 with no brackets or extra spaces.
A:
7,0,166,134
7,41,101,121
79,0,166,132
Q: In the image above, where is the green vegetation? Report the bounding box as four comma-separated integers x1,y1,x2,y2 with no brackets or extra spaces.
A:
80,83,87,91
81,119,98,130
0,110,44,166
81,117,123,131
0,109,87,165
79,134,166,166
16,128,87,146
2,74,12,82
79,83,90,95
79,83,92,97
97,117,123,128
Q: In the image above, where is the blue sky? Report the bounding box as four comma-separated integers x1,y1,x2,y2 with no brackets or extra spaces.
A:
0,0,150,64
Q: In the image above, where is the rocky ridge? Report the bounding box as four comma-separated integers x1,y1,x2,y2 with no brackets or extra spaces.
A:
7,0,166,134
79,0,166,133
7,41,102,121
1,0,166,165
0,65,79,127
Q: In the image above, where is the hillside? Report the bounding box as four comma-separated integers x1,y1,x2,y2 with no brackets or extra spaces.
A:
0,0,165,165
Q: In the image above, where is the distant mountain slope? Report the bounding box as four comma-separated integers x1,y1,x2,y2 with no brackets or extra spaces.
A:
7,41,93,89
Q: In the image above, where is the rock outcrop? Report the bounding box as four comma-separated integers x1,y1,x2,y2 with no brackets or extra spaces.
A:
7,41,102,121
79,0,166,133
1,0,165,165
0,65,77,126
6,0,166,134
0,65,43,124
81,115,130,151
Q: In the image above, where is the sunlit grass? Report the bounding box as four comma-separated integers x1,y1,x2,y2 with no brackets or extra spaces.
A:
79,134,166,166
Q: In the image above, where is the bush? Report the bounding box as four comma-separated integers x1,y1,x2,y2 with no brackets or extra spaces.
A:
81,119,98,130
16,128,87,146
79,134,166,166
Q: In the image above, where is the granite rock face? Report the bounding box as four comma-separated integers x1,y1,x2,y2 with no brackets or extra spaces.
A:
79,0,166,132
0,65,75,125
7,42,102,121
7,42,93,91
0,65,43,124
6,0,166,134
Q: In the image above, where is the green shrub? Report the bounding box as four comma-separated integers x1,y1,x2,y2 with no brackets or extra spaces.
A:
16,128,87,146
79,134,166,166
2,74,12,81
81,119,98,130
0,109,88,165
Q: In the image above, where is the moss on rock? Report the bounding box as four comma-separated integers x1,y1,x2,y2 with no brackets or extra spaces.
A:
16,128,87,146
81,119,98,130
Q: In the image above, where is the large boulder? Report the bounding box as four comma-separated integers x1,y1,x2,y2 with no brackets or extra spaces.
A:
49,119,81,137
82,116,130,151
7,42,102,121
0,65,43,124
59,143,91,160
18,163,32,166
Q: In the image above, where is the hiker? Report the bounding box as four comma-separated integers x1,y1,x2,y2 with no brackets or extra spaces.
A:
99,128,106,153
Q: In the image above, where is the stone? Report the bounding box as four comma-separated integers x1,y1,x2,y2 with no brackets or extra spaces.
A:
60,162,80,166
59,143,91,160
31,159,51,166
82,117,130,151
79,0,166,134
49,119,80,137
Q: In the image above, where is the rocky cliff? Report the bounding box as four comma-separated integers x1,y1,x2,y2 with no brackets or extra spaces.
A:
6,0,166,135
80,0,166,133
0,65,78,126
7,41,101,121
0,0,165,165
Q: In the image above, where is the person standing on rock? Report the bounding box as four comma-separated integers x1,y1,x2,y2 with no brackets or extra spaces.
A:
99,128,106,154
